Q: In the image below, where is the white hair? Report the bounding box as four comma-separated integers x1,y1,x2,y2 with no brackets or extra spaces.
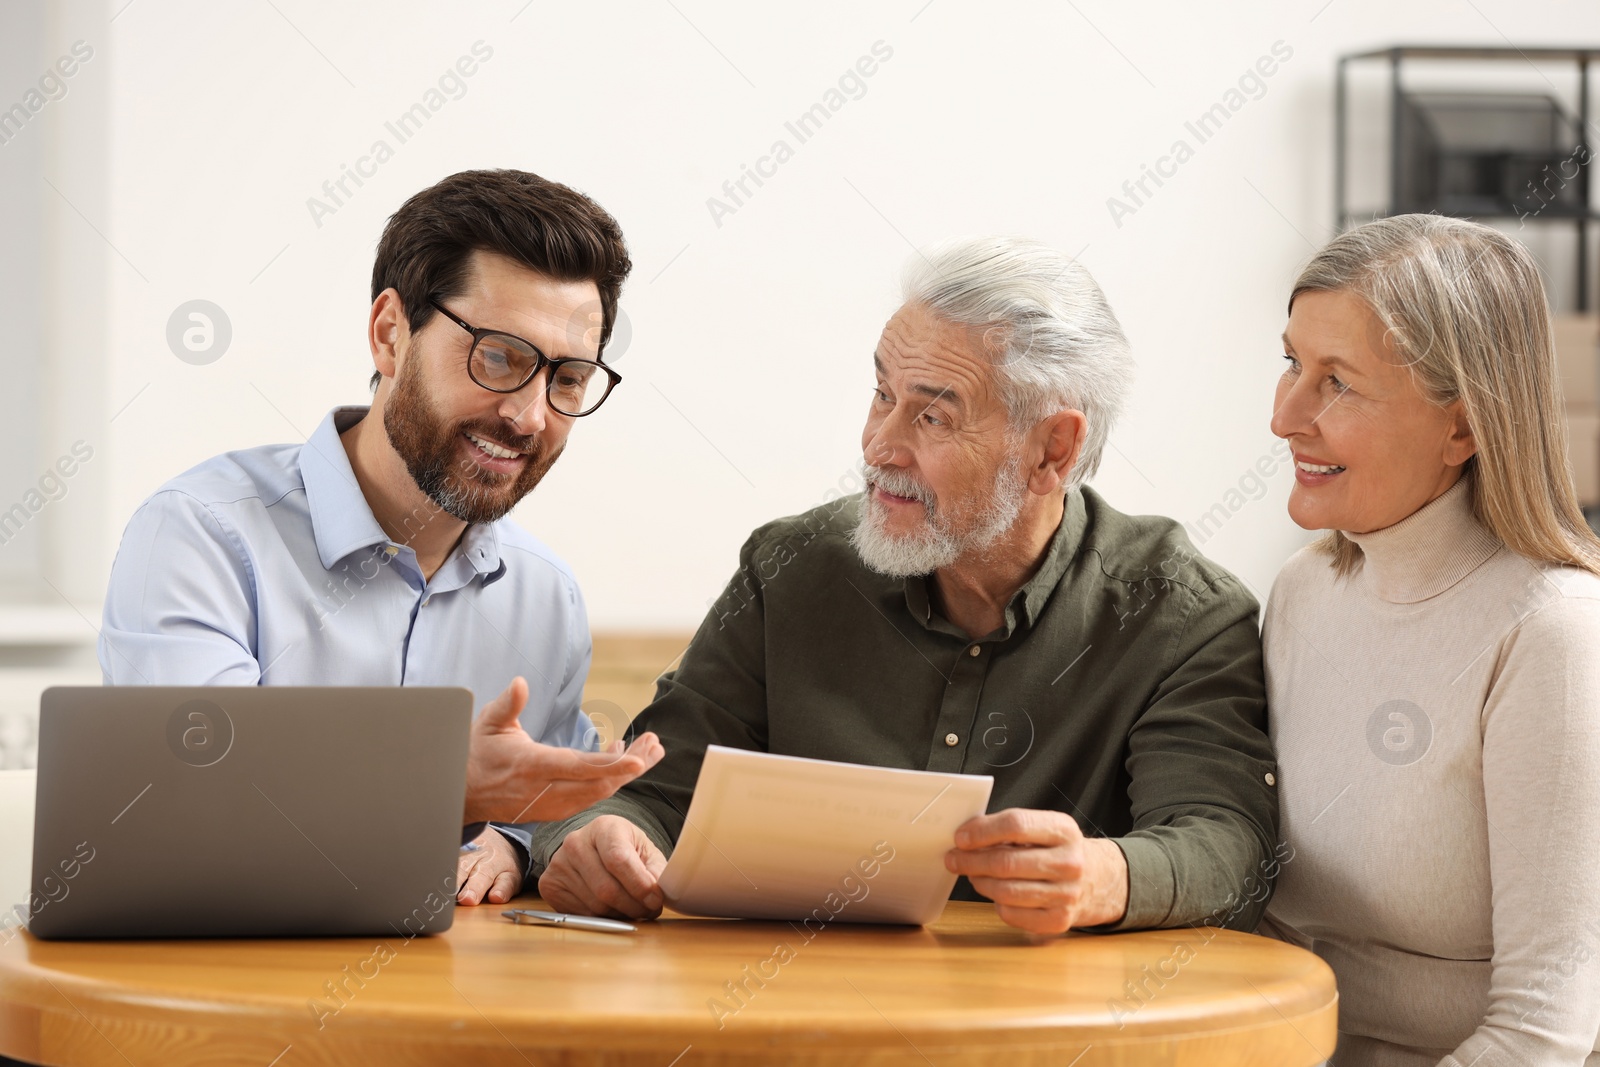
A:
900,236,1133,491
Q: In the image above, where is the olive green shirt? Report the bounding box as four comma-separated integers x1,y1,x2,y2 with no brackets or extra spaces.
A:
530,487,1280,931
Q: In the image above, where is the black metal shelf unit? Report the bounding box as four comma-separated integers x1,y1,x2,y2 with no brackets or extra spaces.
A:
1335,45,1599,309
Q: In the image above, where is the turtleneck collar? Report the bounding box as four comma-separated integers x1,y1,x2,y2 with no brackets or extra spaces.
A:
1341,474,1503,604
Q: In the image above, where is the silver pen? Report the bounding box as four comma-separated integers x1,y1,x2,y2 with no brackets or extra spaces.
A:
502,908,637,934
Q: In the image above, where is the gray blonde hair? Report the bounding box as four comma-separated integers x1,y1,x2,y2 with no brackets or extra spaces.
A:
1290,213,1600,576
902,236,1133,491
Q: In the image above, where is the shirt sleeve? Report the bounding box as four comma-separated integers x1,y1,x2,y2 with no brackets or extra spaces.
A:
527,529,772,875
544,574,596,750
1097,574,1281,933
1440,589,1600,1066
501,571,599,880
100,490,262,686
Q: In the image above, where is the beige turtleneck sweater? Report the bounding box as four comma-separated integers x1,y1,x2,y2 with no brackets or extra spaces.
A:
1261,475,1600,1067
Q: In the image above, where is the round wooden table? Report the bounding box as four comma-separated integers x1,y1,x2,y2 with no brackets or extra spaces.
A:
0,899,1336,1066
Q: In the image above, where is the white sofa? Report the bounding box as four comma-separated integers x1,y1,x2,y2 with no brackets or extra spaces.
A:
0,769,34,918
0,670,100,912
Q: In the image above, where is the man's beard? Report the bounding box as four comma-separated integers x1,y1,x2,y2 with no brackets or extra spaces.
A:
384,362,562,525
849,457,1028,577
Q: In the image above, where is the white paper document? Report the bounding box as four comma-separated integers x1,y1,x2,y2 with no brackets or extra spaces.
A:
657,745,994,926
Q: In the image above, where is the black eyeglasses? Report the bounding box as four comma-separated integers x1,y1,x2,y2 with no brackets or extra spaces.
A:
428,298,621,417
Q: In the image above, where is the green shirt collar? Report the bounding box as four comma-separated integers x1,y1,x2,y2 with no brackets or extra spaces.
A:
902,489,1089,641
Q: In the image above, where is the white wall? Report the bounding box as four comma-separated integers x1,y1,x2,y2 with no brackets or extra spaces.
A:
1,0,108,613
50,0,1600,628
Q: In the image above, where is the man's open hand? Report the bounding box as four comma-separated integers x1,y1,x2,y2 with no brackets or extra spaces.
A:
463,677,664,825
538,814,667,920
944,808,1129,934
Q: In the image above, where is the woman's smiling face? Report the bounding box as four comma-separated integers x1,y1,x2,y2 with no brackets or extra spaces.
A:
1270,289,1476,534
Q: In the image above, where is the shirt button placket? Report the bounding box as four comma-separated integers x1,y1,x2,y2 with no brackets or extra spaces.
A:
930,642,984,771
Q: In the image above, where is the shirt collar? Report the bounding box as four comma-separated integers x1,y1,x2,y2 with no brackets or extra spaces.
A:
297,406,508,585
460,521,508,584
1015,488,1089,627
300,407,391,570
902,488,1089,639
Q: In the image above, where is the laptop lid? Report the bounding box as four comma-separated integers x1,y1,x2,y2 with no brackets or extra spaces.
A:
25,686,472,940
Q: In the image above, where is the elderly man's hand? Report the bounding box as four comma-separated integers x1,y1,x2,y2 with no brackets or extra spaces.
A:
456,825,524,906
944,808,1129,934
463,677,665,825
539,815,667,921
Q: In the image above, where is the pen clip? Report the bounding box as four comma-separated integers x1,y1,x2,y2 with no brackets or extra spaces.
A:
502,909,562,926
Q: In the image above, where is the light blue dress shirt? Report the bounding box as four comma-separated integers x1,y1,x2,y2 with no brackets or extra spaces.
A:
100,405,596,863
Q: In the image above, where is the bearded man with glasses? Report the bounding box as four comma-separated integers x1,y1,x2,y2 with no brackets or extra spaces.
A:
101,170,662,907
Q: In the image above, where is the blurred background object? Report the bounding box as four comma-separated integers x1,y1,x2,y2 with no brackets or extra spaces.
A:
1554,314,1600,529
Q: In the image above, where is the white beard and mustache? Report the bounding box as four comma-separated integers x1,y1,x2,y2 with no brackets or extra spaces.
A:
849,457,1029,577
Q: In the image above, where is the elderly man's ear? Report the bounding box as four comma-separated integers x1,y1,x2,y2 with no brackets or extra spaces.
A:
1027,409,1089,495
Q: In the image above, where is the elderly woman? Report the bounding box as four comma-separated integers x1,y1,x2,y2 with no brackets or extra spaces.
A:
1262,214,1600,1066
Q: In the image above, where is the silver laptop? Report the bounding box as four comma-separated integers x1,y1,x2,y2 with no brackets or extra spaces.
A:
27,686,472,940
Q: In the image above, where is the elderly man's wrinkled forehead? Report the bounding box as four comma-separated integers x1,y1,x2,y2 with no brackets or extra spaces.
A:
874,302,1003,416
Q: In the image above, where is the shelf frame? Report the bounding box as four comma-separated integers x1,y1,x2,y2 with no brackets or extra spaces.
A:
1335,45,1599,309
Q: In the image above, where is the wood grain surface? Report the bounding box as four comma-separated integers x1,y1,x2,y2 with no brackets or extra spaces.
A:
0,898,1336,1066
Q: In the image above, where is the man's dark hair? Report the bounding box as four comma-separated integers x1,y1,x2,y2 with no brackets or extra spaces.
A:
368,169,631,389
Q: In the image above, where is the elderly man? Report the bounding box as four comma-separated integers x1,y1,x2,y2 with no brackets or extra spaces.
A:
530,236,1280,933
